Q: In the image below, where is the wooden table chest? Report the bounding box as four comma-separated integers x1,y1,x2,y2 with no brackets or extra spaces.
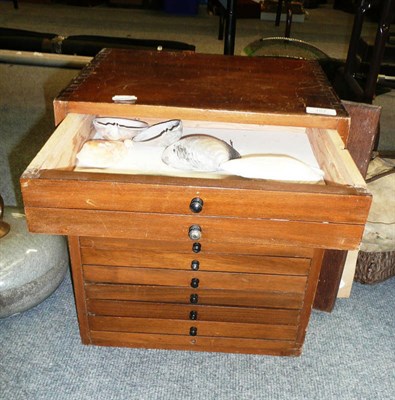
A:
21,49,371,356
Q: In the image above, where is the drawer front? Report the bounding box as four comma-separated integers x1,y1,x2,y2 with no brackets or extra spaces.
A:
23,172,370,224
80,236,315,258
85,284,305,309
81,247,311,275
88,315,298,341
89,330,300,356
83,265,308,292
27,207,365,250
87,299,301,325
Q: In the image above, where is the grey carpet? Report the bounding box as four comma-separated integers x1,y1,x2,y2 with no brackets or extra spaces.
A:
1,270,394,400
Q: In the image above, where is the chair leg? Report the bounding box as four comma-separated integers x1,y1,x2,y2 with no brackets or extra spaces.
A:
285,3,293,37
13,0,19,9
275,0,283,26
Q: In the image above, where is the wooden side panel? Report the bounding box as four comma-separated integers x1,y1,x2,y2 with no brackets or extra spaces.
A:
21,114,94,177
67,236,91,344
307,128,368,188
296,249,324,346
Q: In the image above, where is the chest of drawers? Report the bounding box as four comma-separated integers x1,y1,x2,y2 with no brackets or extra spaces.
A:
21,49,371,355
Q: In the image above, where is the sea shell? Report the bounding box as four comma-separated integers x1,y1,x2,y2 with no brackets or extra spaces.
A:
76,139,133,169
220,154,325,183
93,117,148,140
161,134,241,172
133,119,183,146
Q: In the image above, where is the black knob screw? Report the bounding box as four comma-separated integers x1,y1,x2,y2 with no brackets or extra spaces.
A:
189,197,204,213
189,327,198,336
190,294,199,304
191,278,199,288
191,260,200,271
192,243,201,253
189,310,198,320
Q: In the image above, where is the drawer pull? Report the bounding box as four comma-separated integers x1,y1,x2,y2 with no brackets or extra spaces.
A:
188,225,202,241
190,294,199,304
189,327,198,336
189,310,198,320
190,278,200,288
189,197,204,213
192,242,201,253
191,260,200,271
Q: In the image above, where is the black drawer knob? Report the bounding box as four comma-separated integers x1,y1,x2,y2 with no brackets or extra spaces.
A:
188,225,202,241
191,260,200,271
192,243,201,253
190,294,199,304
189,310,198,320
189,326,198,336
189,197,204,213
190,278,200,288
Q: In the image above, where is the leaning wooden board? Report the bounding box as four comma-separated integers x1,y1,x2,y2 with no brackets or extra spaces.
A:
20,49,371,356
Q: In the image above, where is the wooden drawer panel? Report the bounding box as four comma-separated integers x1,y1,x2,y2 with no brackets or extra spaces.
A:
83,265,308,292
24,207,366,250
85,284,305,309
89,330,300,356
88,316,298,341
81,247,311,275
80,236,315,258
22,174,370,223
87,299,301,325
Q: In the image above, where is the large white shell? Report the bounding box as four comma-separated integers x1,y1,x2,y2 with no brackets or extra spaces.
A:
221,154,325,183
93,117,148,140
161,134,240,172
133,119,183,146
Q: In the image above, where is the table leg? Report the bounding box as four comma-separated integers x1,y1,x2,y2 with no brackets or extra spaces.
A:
224,0,237,55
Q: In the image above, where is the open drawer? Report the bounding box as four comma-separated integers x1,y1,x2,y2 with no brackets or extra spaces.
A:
20,112,371,251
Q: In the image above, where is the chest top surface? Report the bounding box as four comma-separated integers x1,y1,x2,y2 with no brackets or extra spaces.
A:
55,49,348,129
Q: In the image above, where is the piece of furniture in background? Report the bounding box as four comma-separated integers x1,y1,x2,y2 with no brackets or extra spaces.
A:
336,0,395,103
209,0,238,54
0,27,196,56
275,0,297,37
314,100,381,309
